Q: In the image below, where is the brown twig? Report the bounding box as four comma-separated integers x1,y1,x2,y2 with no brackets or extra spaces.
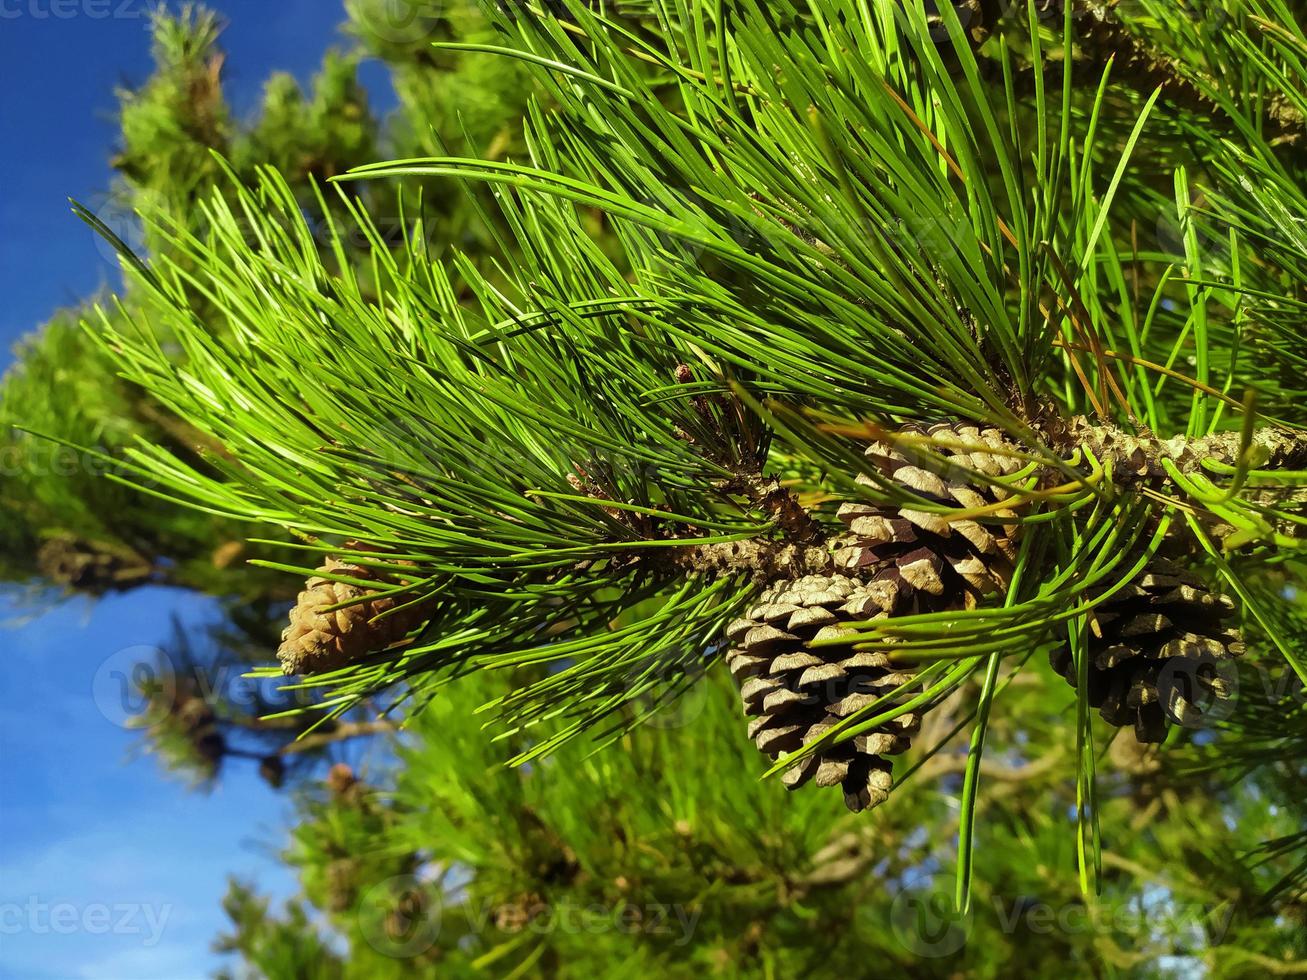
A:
278,719,398,756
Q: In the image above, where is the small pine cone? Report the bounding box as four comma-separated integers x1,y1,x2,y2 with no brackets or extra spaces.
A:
326,762,358,797
258,754,286,789
725,573,923,813
832,422,1024,611
1049,557,1243,743
278,557,433,676
175,692,216,732
384,887,432,942
192,728,226,767
173,692,225,770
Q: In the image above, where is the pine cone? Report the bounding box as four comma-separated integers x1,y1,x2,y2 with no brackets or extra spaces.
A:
192,728,226,768
384,886,434,943
278,557,433,675
258,754,286,789
725,424,1028,812
1049,556,1243,743
832,422,1024,608
172,690,225,771
326,762,359,797
36,535,153,593
725,573,922,812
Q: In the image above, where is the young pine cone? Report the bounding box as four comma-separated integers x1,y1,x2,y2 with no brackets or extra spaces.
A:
278,557,433,676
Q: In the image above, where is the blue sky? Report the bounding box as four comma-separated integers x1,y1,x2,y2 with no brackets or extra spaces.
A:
0,0,393,346
0,588,301,979
0,4,395,976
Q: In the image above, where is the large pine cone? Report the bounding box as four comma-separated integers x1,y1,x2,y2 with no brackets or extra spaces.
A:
833,422,1025,609
726,573,923,812
278,557,433,676
1049,556,1243,743
726,425,1030,812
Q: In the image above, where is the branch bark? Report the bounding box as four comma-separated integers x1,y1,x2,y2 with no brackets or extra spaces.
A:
649,420,1307,581
278,719,398,756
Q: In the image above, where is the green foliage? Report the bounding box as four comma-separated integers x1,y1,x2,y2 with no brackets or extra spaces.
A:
213,668,1307,976
236,51,378,186
113,4,230,219
0,306,262,596
213,880,345,980
348,0,530,155
0,0,530,599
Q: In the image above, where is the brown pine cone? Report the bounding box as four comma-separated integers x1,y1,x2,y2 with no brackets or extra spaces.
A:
726,573,923,813
1049,556,1243,743
258,754,286,789
277,557,434,675
36,535,153,593
725,424,1031,812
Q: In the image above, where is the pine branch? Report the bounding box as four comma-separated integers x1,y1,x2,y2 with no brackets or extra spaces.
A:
651,418,1307,580
61,1,1307,812
1004,1,1306,144
1052,419,1307,478
662,538,836,581
276,719,396,755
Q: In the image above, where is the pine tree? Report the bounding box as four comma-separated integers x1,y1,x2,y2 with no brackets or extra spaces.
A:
8,1,1307,974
